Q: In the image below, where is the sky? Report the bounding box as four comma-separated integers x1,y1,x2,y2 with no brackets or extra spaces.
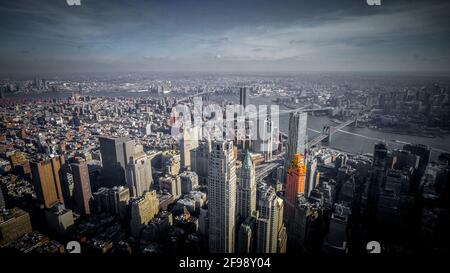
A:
0,0,449,75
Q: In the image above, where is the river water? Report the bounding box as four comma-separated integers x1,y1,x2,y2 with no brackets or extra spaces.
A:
209,93,450,160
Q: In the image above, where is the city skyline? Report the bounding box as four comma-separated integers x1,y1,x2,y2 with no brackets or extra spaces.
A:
0,0,449,258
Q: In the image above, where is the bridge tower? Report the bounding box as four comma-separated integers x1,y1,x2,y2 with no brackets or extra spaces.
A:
353,113,359,127
321,125,331,145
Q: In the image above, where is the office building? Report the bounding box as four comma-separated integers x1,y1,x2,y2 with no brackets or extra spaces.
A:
0,208,33,246
253,106,279,160
9,151,31,175
322,203,351,253
71,161,92,215
305,156,318,198
180,171,199,195
285,154,307,221
286,111,307,165
180,127,199,170
237,150,256,222
403,143,431,176
159,175,182,199
162,153,181,176
364,143,390,223
0,187,4,210
237,214,257,253
199,205,208,236
45,203,74,235
190,140,211,184
208,140,237,253
126,145,153,197
92,186,130,220
31,156,66,208
130,190,160,236
255,183,286,253
239,87,250,108
98,136,134,187
292,197,321,252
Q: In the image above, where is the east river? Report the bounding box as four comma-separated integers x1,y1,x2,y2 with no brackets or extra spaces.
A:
5,90,450,160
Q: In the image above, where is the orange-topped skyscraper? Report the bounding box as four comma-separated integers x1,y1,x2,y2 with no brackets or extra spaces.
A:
284,154,307,220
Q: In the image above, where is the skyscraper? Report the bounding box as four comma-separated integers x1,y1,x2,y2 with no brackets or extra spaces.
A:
237,214,257,253
126,145,153,197
180,127,199,170
403,143,431,177
237,150,256,223
99,136,134,187
31,156,66,208
322,203,351,253
373,142,389,169
208,140,237,253
239,87,249,108
285,112,307,186
286,111,307,168
253,107,279,161
71,161,92,215
305,155,318,198
365,142,389,223
285,154,307,221
291,196,321,252
256,183,286,253
190,139,211,184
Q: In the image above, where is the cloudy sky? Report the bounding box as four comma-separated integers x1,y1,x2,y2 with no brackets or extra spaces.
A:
0,0,449,74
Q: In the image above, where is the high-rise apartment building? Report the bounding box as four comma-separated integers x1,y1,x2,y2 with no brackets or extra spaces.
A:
285,112,307,182
287,111,307,161
285,154,307,221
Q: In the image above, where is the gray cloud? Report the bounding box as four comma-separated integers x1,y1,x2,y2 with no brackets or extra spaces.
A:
0,0,449,74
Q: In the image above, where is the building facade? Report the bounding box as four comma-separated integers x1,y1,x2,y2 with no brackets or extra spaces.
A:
31,156,66,208
208,140,237,253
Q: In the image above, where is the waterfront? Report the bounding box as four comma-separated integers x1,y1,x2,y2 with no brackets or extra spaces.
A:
211,93,450,160
4,90,450,160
